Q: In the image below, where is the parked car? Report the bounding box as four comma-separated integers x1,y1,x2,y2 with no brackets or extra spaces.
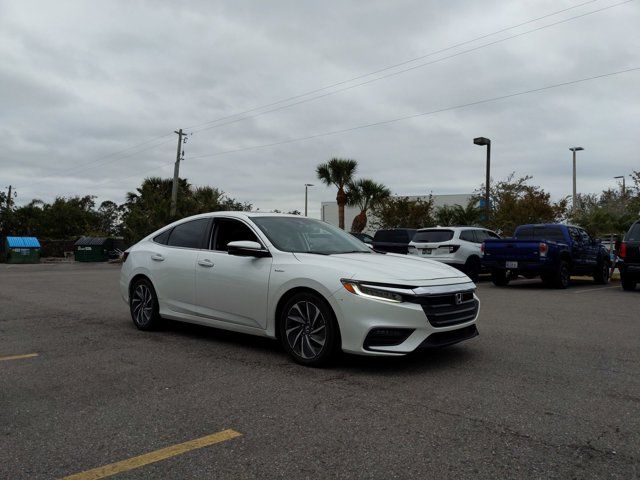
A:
350,232,374,245
408,227,500,281
121,213,479,366
481,223,611,288
372,228,417,254
618,220,640,291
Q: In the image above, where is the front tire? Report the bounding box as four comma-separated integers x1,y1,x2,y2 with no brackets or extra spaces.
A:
279,292,339,367
621,270,637,291
129,278,161,330
593,261,610,285
491,269,510,287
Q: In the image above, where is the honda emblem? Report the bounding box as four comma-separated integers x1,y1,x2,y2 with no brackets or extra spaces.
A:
455,293,464,305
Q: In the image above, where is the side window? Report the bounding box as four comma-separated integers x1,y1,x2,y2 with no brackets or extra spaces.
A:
474,230,489,243
486,230,500,239
460,230,476,242
167,219,209,248
578,229,591,244
153,228,172,245
568,227,581,244
212,218,259,251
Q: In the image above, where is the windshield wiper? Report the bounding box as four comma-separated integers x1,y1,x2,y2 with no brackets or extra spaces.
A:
336,250,371,254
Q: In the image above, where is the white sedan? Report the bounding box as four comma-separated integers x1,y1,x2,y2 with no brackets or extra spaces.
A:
120,212,480,366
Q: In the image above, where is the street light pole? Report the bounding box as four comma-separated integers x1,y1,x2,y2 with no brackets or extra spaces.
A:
304,183,314,217
569,147,584,212
614,175,626,196
473,137,491,223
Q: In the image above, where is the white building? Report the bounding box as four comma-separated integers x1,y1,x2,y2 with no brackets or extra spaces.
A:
321,193,473,233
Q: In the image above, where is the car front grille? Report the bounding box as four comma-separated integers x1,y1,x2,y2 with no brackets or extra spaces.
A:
408,290,478,327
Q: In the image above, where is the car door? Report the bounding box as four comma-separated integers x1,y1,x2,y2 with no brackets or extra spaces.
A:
566,227,586,272
150,218,210,315
195,217,272,329
579,228,599,268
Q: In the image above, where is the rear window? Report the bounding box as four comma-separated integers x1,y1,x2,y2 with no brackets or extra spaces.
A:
515,226,566,242
626,222,640,242
374,229,415,242
413,230,454,243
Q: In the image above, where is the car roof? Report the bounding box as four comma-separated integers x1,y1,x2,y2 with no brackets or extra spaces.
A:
416,226,484,231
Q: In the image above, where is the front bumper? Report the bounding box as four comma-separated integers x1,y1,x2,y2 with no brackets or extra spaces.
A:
332,281,479,356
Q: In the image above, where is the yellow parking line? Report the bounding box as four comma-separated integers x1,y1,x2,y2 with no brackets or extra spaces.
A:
0,353,39,362
60,429,242,480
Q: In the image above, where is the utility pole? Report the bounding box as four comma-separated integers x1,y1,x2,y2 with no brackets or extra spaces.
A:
6,185,12,209
170,129,186,217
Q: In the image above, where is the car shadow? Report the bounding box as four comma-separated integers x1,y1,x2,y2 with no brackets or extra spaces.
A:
154,318,478,374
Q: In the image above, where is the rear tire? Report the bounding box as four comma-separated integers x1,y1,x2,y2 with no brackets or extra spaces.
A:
593,261,610,285
278,292,339,367
551,261,570,289
621,270,637,291
491,269,510,287
129,278,161,330
465,257,481,282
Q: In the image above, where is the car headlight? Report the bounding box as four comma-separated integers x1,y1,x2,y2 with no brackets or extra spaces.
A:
340,280,404,303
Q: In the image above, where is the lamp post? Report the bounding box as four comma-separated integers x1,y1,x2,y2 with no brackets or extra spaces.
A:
304,183,314,217
473,137,491,222
614,175,626,196
569,147,584,212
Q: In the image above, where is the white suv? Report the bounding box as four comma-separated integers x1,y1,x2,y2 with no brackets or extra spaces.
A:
408,227,500,281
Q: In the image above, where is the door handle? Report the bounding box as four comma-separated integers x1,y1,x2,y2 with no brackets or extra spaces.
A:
151,253,165,262
198,259,214,268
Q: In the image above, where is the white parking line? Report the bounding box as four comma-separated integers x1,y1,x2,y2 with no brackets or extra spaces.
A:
572,286,619,294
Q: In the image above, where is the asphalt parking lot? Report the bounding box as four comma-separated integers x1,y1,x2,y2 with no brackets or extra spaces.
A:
1,263,639,479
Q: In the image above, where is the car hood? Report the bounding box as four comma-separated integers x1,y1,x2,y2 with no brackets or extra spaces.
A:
294,252,470,286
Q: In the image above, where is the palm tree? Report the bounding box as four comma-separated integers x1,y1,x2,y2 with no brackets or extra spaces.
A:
316,158,358,230
347,179,391,233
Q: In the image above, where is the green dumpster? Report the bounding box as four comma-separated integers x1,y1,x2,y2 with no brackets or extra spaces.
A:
74,237,113,262
5,237,41,264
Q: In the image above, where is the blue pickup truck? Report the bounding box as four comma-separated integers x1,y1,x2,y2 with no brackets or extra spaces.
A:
481,224,611,288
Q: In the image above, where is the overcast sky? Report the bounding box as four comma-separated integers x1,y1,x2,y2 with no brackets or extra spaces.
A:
1,0,639,217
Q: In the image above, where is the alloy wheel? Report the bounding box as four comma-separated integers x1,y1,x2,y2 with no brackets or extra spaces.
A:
132,284,153,327
285,301,327,359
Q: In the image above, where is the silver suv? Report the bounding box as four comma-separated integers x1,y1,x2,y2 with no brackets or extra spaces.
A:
408,226,500,281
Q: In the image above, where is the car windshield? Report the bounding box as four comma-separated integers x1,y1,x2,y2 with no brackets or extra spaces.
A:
413,230,454,242
251,216,371,254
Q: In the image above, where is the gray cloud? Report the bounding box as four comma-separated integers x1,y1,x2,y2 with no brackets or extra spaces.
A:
1,0,638,217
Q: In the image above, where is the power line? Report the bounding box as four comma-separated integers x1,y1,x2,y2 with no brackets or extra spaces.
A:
13,0,624,190
188,0,633,135
183,0,603,131
90,65,639,190
187,67,640,158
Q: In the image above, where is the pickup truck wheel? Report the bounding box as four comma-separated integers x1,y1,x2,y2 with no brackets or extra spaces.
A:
552,261,570,289
464,257,481,282
621,271,637,291
593,261,610,285
491,269,510,287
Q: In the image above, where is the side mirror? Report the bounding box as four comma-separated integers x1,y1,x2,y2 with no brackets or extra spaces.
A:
227,240,271,258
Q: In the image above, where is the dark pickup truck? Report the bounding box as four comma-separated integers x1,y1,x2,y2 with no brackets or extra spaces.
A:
481,224,611,288
618,220,640,291
372,228,416,254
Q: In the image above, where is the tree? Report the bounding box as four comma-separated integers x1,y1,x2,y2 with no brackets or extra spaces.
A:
371,195,435,229
120,177,251,244
476,173,568,236
434,201,482,227
316,158,358,230
346,179,390,233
